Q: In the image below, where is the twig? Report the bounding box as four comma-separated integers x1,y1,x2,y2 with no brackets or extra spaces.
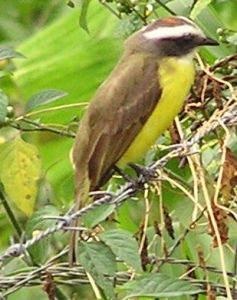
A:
11,118,76,138
138,185,150,255
86,272,101,299
195,155,233,300
154,0,176,15
174,117,201,221
196,54,236,103
98,0,121,19
160,173,204,212
15,102,88,121
131,6,147,24
0,185,22,238
151,229,190,273
209,54,237,72
157,182,167,257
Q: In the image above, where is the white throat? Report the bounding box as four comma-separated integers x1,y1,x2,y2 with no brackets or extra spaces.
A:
177,51,196,64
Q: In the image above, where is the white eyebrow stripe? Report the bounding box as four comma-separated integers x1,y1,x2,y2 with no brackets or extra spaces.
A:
142,24,203,40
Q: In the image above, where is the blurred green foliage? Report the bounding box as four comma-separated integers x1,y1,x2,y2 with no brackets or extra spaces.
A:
0,0,236,299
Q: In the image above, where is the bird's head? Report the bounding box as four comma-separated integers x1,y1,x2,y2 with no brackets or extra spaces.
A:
125,16,218,57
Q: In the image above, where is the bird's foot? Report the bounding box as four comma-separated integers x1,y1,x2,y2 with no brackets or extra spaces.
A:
128,163,159,183
114,164,159,190
113,165,137,186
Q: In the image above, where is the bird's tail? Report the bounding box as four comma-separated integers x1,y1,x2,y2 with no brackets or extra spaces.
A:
69,174,90,266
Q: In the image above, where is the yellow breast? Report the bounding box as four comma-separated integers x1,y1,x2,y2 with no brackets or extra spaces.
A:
118,55,195,167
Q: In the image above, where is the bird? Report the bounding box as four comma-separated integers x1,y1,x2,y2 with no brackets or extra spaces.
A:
70,16,218,262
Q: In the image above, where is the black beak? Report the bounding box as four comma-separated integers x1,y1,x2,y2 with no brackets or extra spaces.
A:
200,37,219,46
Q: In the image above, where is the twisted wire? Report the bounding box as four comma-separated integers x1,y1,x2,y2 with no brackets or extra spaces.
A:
0,103,237,266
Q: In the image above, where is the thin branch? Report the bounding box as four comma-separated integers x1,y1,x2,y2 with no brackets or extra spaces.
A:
138,185,150,255
98,0,121,19
11,119,76,138
15,102,88,121
174,117,201,221
196,54,236,103
154,0,176,16
195,155,233,300
0,185,22,238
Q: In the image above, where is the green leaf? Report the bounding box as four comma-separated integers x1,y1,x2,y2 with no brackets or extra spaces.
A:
15,6,120,126
26,205,60,263
190,0,212,19
14,5,120,204
0,136,41,216
121,273,202,299
25,89,68,112
82,203,115,228
78,241,116,299
26,205,59,235
213,0,237,30
116,200,142,233
78,241,116,275
0,46,25,60
0,90,8,125
79,0,91,32
99,229,142,271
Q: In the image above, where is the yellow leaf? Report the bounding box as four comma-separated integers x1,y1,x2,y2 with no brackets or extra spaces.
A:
0,136,41,216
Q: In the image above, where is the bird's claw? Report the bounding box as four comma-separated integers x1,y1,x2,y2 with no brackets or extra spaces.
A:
129,163,159,183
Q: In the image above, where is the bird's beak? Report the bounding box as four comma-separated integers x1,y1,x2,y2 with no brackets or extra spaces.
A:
200,37,219,46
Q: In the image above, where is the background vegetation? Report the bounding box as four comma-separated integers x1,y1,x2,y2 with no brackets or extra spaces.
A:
0,0,236,299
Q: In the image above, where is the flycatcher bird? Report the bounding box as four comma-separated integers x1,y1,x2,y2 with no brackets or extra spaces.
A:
70,16,218,261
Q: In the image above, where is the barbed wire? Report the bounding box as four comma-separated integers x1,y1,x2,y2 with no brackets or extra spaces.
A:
0,3,236,298
1,58,237,297
1,253,237,298
0,101,237,267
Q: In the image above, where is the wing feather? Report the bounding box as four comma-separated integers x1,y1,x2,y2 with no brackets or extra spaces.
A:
73,52,161,190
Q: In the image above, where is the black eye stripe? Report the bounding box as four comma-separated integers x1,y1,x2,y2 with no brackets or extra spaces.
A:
182,35,193,40
160,34,196,42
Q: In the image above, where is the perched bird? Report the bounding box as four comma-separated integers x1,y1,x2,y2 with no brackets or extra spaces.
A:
70,16,218,262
